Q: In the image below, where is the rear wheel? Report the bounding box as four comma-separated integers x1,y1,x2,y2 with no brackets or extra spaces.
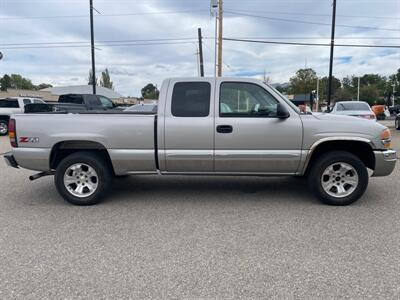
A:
308,151,369,205
0,120,8,136
55,152,113,205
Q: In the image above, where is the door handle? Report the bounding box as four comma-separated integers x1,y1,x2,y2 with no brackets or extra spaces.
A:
216,125,233,133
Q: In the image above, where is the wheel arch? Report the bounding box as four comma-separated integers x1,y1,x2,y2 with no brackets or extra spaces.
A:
49,140,115,175
302,138,375,175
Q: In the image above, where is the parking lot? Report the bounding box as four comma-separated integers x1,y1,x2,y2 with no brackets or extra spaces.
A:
0,122,399,299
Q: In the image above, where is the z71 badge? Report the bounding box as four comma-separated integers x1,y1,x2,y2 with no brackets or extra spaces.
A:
19,137,40,143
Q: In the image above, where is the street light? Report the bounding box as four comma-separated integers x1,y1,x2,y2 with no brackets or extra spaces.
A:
210,0,218,77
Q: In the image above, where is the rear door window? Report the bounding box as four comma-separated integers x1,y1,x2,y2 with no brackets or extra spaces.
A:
0,99,20,108
171,82,211,117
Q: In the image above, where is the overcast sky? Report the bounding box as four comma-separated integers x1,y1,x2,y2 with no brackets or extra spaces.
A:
1,0,399,96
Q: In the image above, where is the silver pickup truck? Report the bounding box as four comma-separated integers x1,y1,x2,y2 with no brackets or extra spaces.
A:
4,77,397,206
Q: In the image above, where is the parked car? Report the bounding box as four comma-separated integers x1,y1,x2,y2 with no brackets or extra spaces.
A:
124,103,158,113
3,77,396,206
331,101,376,121
389,105,400,116
25,94,119,113
0,97,45,135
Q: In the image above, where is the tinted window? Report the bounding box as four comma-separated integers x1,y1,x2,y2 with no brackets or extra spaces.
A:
0,99,19,108
59,95,83,104
23,99,31,105
220,82,278,117
99,96,114,109
336,102,370,111
171,82,211,117
33,99,44,104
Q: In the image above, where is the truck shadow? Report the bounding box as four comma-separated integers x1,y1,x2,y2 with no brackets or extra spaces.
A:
107,175,315,205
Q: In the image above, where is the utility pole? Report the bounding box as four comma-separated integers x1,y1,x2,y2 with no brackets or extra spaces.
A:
327,0,337,111
89,0,96,94
217,0,223,77
357,77,360,101
316,77,320,112
197,28,204,77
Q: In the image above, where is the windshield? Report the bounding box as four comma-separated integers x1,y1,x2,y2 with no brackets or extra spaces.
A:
265,84,301,114
336,102,370,111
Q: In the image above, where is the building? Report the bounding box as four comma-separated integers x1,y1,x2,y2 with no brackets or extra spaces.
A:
41,85,123,101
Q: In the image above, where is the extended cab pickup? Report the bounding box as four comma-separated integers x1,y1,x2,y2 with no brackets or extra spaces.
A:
4,77,397,206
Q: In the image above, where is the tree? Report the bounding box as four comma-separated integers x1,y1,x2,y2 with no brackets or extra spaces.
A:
141,83,159,99
288,68,318,95
9,74,35,90
0,74,11,91
100,68,113,90
318,76,341,101
88,70,97,86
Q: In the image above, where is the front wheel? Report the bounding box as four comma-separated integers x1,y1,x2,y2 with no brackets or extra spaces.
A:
0,120,8,136
308,151,369,205
55,152,113,205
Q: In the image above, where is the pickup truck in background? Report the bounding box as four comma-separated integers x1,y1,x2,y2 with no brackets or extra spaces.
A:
24,93,120,114
4,77,397,206
0,97,45,135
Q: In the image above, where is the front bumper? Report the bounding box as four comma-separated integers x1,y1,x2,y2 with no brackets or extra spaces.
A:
3,152,19,169
372,150,397,177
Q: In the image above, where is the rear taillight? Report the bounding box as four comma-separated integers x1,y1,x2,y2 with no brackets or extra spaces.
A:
359,114,376,120
8,119,18,148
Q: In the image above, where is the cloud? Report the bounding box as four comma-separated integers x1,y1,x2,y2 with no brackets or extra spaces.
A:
1,0,399,96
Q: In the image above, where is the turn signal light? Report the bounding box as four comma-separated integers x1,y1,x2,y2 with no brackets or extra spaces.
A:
8,119,18,148
380,128,391,149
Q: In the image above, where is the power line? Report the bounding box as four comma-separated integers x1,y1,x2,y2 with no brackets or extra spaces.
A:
225,10,400,32
224,8,400,20
223,37,400,48
0,38,201,46
1,41,196,50
0,9,206,20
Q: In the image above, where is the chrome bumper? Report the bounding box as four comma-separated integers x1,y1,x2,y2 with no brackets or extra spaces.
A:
3,152,19,169
372,150,397,177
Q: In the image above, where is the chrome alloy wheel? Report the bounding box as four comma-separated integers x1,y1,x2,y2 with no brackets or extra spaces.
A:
321,162,359,198
0,122,8,135
63,163,98,198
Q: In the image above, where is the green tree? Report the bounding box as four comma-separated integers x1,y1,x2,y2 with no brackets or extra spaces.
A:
318,76,341,101
0,74,11,91
359,85,379,105
100,68,114,90
88,70,97,86
141,83,159,99
9,74,35,90
288,68,318,95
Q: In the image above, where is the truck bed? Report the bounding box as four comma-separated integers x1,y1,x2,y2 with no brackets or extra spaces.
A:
12,112,158,175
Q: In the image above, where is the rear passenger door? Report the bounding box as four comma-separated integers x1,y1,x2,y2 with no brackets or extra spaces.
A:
163,79,214,173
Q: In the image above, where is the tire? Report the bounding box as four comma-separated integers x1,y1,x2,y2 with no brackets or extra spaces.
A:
308,151,369,206
0,120,8,136
396,118,400,130
54,151,113,205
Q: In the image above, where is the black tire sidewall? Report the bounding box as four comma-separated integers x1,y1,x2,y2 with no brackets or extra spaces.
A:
55,152,112,205
0,120,8,136
308,151,369,206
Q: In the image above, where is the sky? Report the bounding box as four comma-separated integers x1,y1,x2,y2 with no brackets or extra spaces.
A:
0,0,399,97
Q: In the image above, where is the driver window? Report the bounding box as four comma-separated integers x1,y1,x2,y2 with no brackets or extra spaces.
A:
220,82,278,117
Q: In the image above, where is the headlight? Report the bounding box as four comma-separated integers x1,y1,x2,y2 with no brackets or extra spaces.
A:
380,128,392,149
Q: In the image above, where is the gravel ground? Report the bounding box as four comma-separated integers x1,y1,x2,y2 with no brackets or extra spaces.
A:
0,122,399,299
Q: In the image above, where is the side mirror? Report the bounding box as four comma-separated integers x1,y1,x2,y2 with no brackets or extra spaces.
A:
277,103,290,119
